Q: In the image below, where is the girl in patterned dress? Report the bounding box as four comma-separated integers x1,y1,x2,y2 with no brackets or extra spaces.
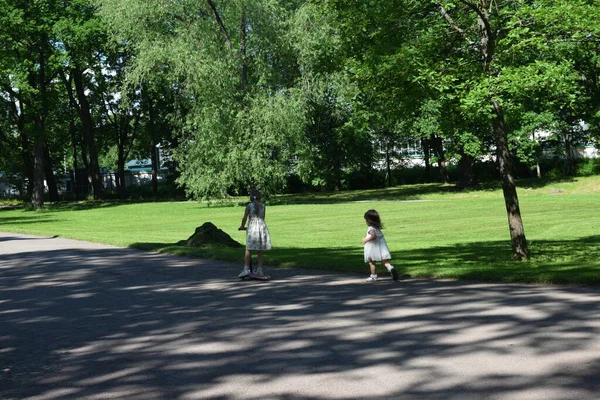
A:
238,189,272,277
362,209,398,282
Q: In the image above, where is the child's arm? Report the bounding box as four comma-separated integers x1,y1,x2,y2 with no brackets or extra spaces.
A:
362,229,376,244
239,206,250,230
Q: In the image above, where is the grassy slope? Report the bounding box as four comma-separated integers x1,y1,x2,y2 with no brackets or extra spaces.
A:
1,176,599,284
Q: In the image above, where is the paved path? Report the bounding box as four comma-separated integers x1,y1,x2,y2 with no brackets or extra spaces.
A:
1,232,599,400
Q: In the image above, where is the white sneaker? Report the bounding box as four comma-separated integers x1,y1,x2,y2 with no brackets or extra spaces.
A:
238,267,250,278
365,275,378,282
256,268,264,276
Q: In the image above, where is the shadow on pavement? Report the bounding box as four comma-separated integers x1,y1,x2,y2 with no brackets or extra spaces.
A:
133,235,600,284
1,236,600,399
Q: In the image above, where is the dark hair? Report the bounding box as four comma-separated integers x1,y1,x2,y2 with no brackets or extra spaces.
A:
250,188,262,218
364,209,383,229
250,188,261,201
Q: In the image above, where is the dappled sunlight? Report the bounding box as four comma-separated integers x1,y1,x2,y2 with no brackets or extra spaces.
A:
1,233,600,399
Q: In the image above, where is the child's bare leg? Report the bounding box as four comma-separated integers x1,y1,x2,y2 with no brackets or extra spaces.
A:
257,251,264,267
369,261,377,275
238,250,252,277
245,250,252,267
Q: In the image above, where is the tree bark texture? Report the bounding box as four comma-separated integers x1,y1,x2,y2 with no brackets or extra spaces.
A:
493,101,529,260
476,2,529,260
9,95,34,198
30,39,50,209
72,67,104,199
69,117,80,198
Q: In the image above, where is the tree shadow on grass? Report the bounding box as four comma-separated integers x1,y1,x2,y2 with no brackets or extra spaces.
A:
269,176,582,205
0,215,57,226
394,235,600,285
132,235,600,286
1,235,600,399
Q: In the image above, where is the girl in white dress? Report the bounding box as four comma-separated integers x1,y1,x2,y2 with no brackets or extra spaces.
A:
362,209,398,282
238,189,271,277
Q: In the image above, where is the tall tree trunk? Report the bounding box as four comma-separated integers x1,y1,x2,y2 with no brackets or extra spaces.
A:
142,86,159,197
31,37,51,209
151,140,159,196
457,149,475,188
493,101,529,260
69,117,80,198
475,3,529,260
531,131,542,178
431,135,449,184
80,137,90,193
117,135,127,198
563,129,575,176
385,140,392,187
72,66,104,199
43,143,59,201
31,137,45,208
9,95,34,198
62,71,81,198
422,138,432,182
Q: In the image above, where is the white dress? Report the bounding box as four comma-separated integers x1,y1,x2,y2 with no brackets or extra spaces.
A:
364,226,391,263
245,202,272,251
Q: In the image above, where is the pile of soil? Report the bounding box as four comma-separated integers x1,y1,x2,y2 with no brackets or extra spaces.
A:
177,222,242,248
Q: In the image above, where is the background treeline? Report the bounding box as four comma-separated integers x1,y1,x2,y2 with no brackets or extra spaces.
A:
1,0,599,205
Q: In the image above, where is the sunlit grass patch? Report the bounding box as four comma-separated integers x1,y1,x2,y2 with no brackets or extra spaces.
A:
1,175,599,285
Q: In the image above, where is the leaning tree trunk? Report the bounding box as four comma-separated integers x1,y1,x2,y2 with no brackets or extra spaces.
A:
478,4,529,260
493,101,529,260
437,0,530,260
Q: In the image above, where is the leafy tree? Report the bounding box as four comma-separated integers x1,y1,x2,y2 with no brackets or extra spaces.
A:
0,0,66,207
98,0,308,198
290,4,373,189
56,0,109,199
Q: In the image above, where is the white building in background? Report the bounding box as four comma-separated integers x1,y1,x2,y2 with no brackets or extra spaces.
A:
376,124,598,171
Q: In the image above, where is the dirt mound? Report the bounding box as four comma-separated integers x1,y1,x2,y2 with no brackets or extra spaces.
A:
178,222,242,248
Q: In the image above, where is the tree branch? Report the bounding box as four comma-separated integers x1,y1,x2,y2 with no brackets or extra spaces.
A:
436,3,478,51
206,0,232,50
457,0,493,41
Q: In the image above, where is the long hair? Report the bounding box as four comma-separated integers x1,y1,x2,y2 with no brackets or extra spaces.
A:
364,209,383,229
250,188,262,218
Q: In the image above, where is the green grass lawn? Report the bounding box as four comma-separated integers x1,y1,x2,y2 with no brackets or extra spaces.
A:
1,175,599,285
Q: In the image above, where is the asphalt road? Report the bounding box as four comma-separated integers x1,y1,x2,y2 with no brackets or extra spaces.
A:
1,231,599,400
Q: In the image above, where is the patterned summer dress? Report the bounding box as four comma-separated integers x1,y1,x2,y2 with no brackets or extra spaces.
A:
245,202,272,251
364,226,391,263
